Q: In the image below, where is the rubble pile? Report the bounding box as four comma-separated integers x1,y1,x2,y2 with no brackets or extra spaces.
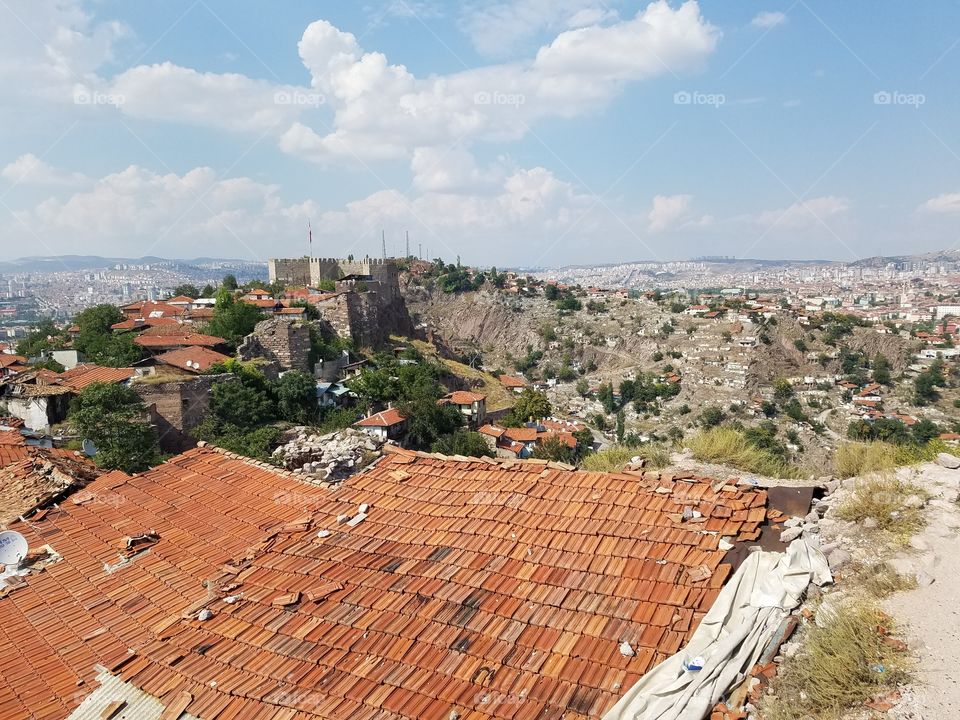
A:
272,427,385,483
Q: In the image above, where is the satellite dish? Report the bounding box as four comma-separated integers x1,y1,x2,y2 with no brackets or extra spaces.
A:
82,439,98,457
0,531,28,567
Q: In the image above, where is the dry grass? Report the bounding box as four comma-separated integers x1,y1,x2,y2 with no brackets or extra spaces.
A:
408,339,515,411
761,600,910,720
857,563,918,599
685,427,800,479
581,443,671,472
834,473,927,537
835,440,957,478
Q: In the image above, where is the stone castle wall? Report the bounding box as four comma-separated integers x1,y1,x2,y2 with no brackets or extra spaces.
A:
238,317,312,372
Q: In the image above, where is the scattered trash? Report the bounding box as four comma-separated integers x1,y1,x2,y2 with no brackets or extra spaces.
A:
197,608,213,621
619,641,635,657
683,655,705,671
317,529,331,538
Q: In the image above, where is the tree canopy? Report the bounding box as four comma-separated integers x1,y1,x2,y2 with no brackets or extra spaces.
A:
70,382,160,473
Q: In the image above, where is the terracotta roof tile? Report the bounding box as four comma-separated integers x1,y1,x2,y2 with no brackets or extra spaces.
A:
134,333,226,350
152,346,231,373
0,447,769,719
354,408,406,428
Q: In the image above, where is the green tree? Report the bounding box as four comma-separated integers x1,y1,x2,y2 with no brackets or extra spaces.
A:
615,410,625,444
912,418,940,445
773,378,793,402
506,388,552,424
543,284,560,301
872,352,892,385
914,359,946,405
532,434,574,463
73,304,144,367
171,283,200,298
400,396,462,449
204,289,264,347
597,383,616,414
222,274,239,291
70,383,160,473
276,370,318,425
432,430,493,457
699,406,726,428
575,378,590,397
16,320,64,357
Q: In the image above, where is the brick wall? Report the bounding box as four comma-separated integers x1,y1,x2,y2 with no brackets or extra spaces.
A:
238,318,312,372
134,375,232,453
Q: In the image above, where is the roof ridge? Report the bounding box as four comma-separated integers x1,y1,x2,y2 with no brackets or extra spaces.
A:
382,443,578,471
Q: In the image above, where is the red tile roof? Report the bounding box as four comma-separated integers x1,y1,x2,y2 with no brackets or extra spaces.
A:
134,333,226,349
91,450,767,720
0,446,328,718
499,374,527,388
0,355,27,368
0,442,98,523
58,365,136,392
478,424,506,438
503,427,538,443
153,346,231,373
166,295,195,304
442,390,487,405
354,408,407,427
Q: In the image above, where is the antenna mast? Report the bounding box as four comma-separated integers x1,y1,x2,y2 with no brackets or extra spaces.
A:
405,231,410,258
381,230,387,260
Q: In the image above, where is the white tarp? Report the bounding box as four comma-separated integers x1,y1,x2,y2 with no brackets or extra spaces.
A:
602,540,832,720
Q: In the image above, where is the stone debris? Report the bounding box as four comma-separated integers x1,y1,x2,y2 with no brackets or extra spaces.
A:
272,427,385,483
935,452,960,470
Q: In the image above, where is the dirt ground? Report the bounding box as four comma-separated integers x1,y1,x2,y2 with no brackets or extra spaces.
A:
882,462,960,719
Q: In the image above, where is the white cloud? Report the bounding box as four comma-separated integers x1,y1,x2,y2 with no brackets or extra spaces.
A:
98,2,717,166
108,63,318,134
647,194,711,232
0,0,129,107
8,165,315,259
754,196,850,229
460,1,620,58
919,191,960,214
1,154,87,187
281,2,719,162
751,11,787,29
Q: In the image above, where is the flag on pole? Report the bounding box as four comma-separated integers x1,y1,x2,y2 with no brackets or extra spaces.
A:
308,220,313,257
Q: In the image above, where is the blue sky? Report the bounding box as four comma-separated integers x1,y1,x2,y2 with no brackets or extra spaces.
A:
1,1,958,266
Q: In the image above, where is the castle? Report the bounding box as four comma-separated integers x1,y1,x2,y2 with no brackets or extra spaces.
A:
267,256,410,347
268,256,401,301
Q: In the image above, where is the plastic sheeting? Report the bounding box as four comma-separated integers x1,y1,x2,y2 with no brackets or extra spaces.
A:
602,540,832,720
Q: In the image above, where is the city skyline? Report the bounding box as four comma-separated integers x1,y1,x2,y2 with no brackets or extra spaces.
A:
2,1,960,265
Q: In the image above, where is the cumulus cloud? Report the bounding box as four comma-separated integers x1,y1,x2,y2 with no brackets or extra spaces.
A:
751,11,787,29
647,194,712,232
1,154,87,187
284,3,718,162
102,2,718,165
8,165,316,259
919,191,960,214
